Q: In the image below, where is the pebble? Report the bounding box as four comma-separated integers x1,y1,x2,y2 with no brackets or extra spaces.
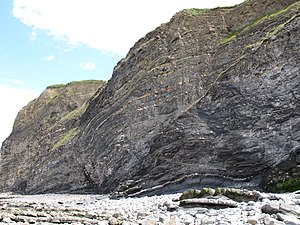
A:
247,216,258,224
0,191,300,224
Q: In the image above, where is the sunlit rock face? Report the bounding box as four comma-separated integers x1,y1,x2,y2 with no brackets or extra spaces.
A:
0,0,299,195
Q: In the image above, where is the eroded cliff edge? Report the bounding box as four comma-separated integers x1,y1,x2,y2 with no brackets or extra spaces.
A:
0,0,299,195
0,80,106,193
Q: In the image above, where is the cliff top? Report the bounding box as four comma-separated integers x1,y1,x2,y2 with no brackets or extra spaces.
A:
46,80,107,89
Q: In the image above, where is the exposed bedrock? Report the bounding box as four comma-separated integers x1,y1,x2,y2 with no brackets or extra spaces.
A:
0,0,299,195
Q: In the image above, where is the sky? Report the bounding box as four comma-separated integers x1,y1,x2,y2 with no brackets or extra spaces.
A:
0,0,245,146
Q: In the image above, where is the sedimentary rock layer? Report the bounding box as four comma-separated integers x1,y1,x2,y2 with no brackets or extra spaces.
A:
0,81,106,193
0,0,299,195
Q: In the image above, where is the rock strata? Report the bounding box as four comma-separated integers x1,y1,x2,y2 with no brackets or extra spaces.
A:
179,188,260,202
76,0,300,196
0,80,106,193
0,0,300,195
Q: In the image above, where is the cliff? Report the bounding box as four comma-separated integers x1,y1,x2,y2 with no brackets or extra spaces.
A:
0,80,106,193
0,0,299,195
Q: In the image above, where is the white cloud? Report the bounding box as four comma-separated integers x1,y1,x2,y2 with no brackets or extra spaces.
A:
29,28,37,41
43,55,55,62
80,62,96,71
13,0,245,55
6,79,25,85
0,84,38,147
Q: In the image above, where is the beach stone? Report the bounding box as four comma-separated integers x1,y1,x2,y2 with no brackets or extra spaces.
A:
26,210,38,217
86,211,98,219
98,221,109,225
270,221,286,225
158,213,169,223
137,211,150,218
142,218,157,225
195,213,206,220
264,215,286,225
201,217,215,224
112,209,125,219
262,202,281,214
163,201,180,211
164,216,181,225
28,219,37,224
247,216,259,225
2,217,12,223
195,218,202,225
180,198,238,208
36,211,49,217
264,215,272,225
277,213,300,225
178,213,195,224
279,203,300,215
109,218,122,225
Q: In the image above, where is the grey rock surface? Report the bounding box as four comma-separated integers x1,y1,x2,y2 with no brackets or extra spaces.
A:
78,0,300,196
0,81,106,193
0,0,299,195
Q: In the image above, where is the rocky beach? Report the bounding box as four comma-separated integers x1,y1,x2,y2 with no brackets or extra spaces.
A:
1,0,299,224
1,188,300,224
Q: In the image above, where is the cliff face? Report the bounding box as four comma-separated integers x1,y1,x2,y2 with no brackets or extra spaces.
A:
0,81,106,193
0,0,299,195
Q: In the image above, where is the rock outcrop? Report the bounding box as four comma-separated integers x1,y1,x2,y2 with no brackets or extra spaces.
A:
0,80,106,193
0,0,299,195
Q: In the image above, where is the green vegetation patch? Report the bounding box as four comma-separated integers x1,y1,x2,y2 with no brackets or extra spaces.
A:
183,8,210,17
51,128,78,151
61,102,89,121
47,84,66,89
275,177,300,193
68,80,106,86
220,33,239,45
47,80,106,89
220,2,299,45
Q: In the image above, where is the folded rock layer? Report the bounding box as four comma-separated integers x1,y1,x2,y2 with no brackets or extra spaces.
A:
0,0,299,195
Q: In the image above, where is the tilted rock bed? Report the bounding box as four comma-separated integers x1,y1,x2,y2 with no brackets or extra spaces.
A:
0,188,300,224
2,0,300,196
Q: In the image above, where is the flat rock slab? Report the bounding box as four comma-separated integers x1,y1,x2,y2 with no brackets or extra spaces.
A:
262,202,300,216
180,198,238,208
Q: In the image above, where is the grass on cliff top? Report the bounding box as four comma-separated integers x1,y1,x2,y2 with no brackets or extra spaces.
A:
183,8,210,16
48,84,66,89
47,80,106,89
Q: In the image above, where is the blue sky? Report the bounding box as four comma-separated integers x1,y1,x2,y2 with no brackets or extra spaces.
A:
0,0,120,92
0,0,244,145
